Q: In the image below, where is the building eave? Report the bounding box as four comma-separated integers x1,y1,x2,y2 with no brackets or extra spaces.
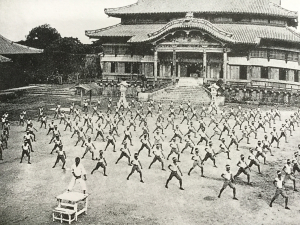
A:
0,34,43,54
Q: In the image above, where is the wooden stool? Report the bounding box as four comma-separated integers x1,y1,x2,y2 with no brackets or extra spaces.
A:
52,207,76,224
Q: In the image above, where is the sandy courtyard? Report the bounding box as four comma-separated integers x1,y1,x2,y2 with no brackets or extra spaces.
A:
1,101,300,225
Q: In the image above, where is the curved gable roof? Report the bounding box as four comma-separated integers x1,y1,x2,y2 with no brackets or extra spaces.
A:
105,0,297,19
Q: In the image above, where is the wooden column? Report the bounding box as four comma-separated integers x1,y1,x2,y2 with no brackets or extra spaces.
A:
172,50,177,82
203,50,207,78
223,49,228,80
178,64,181,78
154,49,158,82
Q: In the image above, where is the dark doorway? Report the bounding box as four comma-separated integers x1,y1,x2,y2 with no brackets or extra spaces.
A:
239,66,247,80
187,64,200,77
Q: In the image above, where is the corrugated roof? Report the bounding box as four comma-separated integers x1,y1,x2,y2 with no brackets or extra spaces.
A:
0,34,43,54
0,55,12,63
105,0,297,19
86,22,300,45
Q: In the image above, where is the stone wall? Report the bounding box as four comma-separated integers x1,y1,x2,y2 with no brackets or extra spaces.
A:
223,88,298,105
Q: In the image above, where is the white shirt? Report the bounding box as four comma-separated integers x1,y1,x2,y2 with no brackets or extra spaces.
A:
193,154,202,162
275,177,284,189
170,163,178,172
284,164,292,175
153,149,162,157
222,171,232,181
238,160,247,169
71,163,86,177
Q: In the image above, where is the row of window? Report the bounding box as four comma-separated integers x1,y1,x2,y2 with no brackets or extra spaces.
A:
103,45,130,56
250,50,299,62
105,62,300,83
105,62,141,74
241,66,300,82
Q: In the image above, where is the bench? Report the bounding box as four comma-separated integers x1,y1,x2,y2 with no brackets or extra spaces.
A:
52,207,76,224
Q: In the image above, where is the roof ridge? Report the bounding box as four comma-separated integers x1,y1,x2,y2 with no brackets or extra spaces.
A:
105,1,139,14
269,1,298,15
85,23,122,36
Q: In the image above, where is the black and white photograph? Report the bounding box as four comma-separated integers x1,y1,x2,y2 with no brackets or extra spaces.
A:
1,0,300,224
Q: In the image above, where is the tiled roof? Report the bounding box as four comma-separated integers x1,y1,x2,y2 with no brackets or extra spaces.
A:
105,0,297,19
0,34,43,54
85,22,300,45
86,23,164,38
0,55,12,63
219,24,300,44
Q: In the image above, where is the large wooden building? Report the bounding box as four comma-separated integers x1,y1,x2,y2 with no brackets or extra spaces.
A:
86,0,300,93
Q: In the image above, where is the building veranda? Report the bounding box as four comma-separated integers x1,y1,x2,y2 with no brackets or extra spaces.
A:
86,0,300,104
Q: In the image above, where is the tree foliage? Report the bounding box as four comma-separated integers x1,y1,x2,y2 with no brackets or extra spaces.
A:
20,24,61,49
46,37,86,54
13,24,104,85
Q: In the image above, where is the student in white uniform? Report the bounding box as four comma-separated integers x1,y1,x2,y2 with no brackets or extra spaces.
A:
148,144,166,171
188,148,204,177
52,143,66,169
283,159,297,191
67,157,87,194
165,157,184,190
269,170,289,210
218,165,238,200
127,153,144,183
20,140,31,164
233,154,251,185
91,150,107,176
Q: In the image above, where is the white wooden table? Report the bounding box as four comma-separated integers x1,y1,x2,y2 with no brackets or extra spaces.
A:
55,192,89,222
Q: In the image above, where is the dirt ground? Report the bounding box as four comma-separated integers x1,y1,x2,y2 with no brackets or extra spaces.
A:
1,96,300,225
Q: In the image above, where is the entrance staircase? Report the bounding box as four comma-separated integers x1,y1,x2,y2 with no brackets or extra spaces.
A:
27,84,76,97
151,78,211,104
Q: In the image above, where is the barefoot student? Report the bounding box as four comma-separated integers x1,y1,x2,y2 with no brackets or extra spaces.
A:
127,153,144,183
52,143,66,169
269,170,289,210
218,165,238,200
91,150,107,176
67,157,87,194
20,140,31,164
165,157,184,190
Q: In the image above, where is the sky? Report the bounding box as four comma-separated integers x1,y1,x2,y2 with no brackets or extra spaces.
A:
0,0,300,44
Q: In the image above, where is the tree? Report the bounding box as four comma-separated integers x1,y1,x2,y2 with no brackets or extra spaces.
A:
20,24,61,49
46,37,86,54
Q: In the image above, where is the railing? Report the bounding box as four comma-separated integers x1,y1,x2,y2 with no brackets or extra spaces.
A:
215,79,300,92
102,73,140,81
205,78,300,94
